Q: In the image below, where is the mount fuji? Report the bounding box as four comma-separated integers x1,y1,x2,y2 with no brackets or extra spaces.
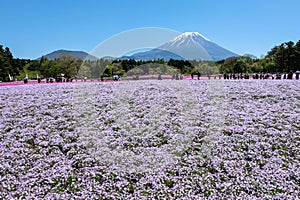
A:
124,32,239,61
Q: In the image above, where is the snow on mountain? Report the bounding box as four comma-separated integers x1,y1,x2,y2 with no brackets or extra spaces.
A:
158,32,238,61
171,32,211,45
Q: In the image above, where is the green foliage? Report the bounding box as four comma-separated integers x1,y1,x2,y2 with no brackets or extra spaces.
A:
55,54,80,77
103,65,113,77
125,63,178,76
27,60,40,71
80,59,111,78
126,67,144,76
197,62,219,75
0,45,29,81
38,54,83,78
217,49,298,74
266,41,300,72
16,67,39,80
219,56,239,73
167,59,194,74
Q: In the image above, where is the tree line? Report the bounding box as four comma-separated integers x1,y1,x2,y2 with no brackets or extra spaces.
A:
265,41,300,73
218,40,300,75
1,40,300,82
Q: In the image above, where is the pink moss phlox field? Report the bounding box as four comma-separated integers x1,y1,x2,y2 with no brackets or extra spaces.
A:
0,80,299,199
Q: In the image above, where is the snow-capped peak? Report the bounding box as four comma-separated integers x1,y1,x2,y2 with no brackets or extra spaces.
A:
173,32,211,42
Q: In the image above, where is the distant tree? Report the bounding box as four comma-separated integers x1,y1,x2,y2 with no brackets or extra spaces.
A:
56,54,80,78
220,57,238,74
27,60,41,71
0,46,13,81
167,59,193,74
103,65,113,77
267,40,300,72
40,60,56,78
295,41,300,70
283,41,294,72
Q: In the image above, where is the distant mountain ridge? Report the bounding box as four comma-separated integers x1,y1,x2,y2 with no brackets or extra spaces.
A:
41,50,98,60
41,32,238,62
120,49,185,60
124,32,239,61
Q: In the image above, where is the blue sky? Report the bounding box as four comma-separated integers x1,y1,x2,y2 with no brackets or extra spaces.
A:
1,0,300,59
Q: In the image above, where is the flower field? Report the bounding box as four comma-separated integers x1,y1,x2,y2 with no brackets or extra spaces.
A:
0,80,299,199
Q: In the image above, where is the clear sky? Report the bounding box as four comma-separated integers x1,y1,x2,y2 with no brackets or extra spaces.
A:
1,0,300,59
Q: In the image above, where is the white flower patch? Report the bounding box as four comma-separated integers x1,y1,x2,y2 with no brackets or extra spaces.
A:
73,80,213,173
0,80,299,199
